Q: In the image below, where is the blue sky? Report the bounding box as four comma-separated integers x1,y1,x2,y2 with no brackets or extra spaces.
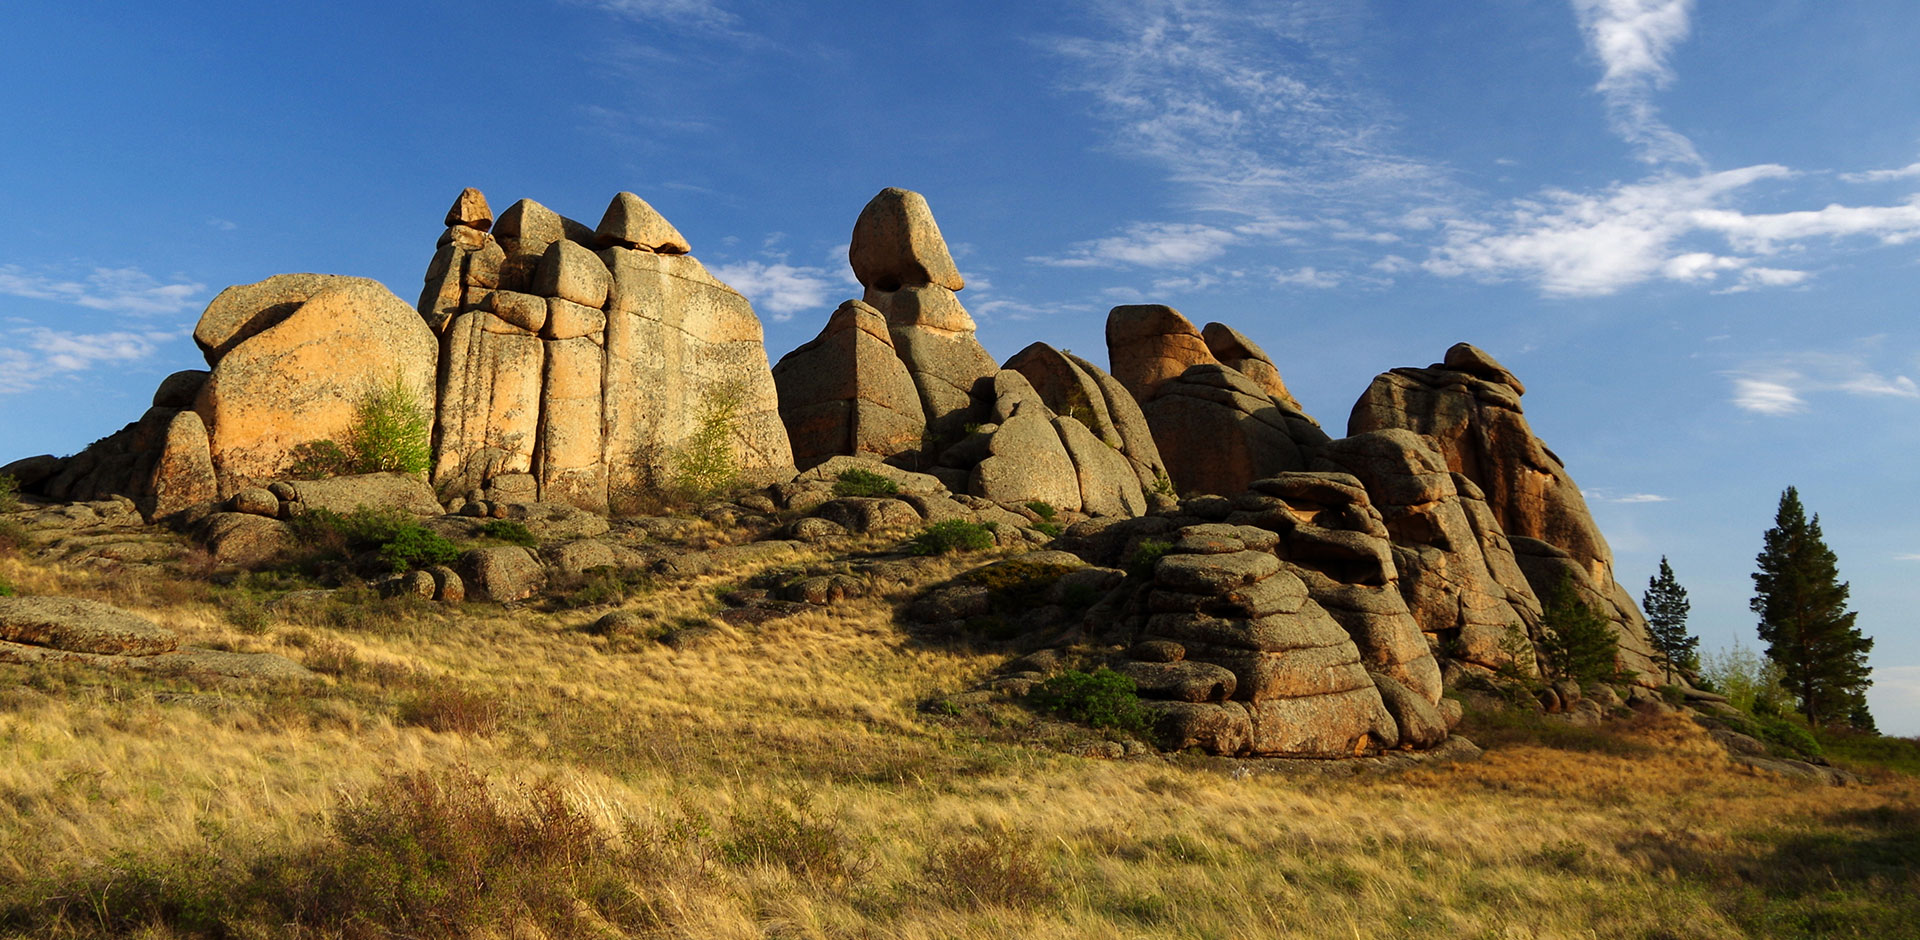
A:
3,1,1917,732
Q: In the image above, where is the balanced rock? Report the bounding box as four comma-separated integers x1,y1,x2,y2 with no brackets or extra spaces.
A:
849,187,963,292
193,273,353,365
1202,322,1307,417
445,187,493,231
596,191,689,254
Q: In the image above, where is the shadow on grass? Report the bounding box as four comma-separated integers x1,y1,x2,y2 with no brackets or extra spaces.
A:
1623,804,1920,937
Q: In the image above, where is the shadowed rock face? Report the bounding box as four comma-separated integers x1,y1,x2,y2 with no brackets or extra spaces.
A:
1105,305,1328,498
773,300,926,466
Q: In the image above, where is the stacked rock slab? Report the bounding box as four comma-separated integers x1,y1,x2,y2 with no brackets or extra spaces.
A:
1106,305,1329,498
1348,344,1659,680
1120,524,1403,756
776,189,1164,516
423,189,794,511
1310,430,1546,674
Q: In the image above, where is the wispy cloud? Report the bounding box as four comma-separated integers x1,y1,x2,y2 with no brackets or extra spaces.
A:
1584,488,1673,504
0,265,205,317
1570,0,1701,167
0,327,179,394
1839,161,1920,184
1047,0,1446,218
1272,266,1340,288
1725,350,1920,416
577,0,738,31
1895,553,1920,562
706,260,838,321
1029,222,1239,268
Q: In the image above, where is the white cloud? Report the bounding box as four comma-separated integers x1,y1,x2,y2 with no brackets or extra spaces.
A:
1272,266,1340,288
1725,351,1920,416
0,327,177,394
1570,0,1700,167
1729,376,1806,416
1583,489,1673,504
1895,553,1920,562
705,260,838,320
1030,222,1239,268
1691,198,1920,253
1839,162,1920,183
0,264,205,316
206,218,237,231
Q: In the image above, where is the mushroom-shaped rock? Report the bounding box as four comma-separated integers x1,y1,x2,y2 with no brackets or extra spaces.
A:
1202,322,1307,415
445,187,493,231
596,191,690,254
849,188,964,292
1105,304,1218,403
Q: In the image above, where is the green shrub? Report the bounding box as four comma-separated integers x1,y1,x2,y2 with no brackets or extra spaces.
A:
476,519,538,547
1699,641,1793,716
0,575,14,597
290,506,459,573
908,520,996,555
1150,472,1175,497
376,525,461,574
347,374,433,476
1125,539,1175,579
721,792,862,885
1034,521,1065,539
1024,500,1057,521
1535,573,1626,683
832,467,899,498
671,378,746,501
1030,667,1151,735
0,473,18,514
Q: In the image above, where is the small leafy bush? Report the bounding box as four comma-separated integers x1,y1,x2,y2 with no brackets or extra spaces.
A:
909,520,996,555
671,378,746,501
347,374,433,476
0,473,19,514
1024,500,1057,521
0,575,14,597
832,467,899,498
1034,521,1064,539
290,506,459,573
1030,667,1151,735
476,519,538,547
1125,539,1175,579
399,683,502,735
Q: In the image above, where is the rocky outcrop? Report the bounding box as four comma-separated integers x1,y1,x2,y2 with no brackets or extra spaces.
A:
0,596,313,681
1348,344,1657,682
427,189,794,512
775,189,1166,517
1107,305,1328,498
1313,430,1544,674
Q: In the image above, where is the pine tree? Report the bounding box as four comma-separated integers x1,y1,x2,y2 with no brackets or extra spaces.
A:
1641,557,1697,685
1750,487,1873,728
1536,572,1623,684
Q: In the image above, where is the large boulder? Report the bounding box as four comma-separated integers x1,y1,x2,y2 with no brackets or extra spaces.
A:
1104,306,1327,498
849,187,964,292
967,372,1081,512
0,596,179,656
193,273,355,365
1006,343,1169,493
195,277,437,494
1202,322,1308,417
773,299,926,466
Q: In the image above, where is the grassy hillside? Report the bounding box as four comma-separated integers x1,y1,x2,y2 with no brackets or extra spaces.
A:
1,541,1916,939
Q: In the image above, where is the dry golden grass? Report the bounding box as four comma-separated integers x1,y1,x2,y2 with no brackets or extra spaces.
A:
1,546,1914,939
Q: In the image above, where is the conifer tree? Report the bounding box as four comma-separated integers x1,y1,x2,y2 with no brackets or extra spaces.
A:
1642,557,1697,684
1750,487,1873,728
